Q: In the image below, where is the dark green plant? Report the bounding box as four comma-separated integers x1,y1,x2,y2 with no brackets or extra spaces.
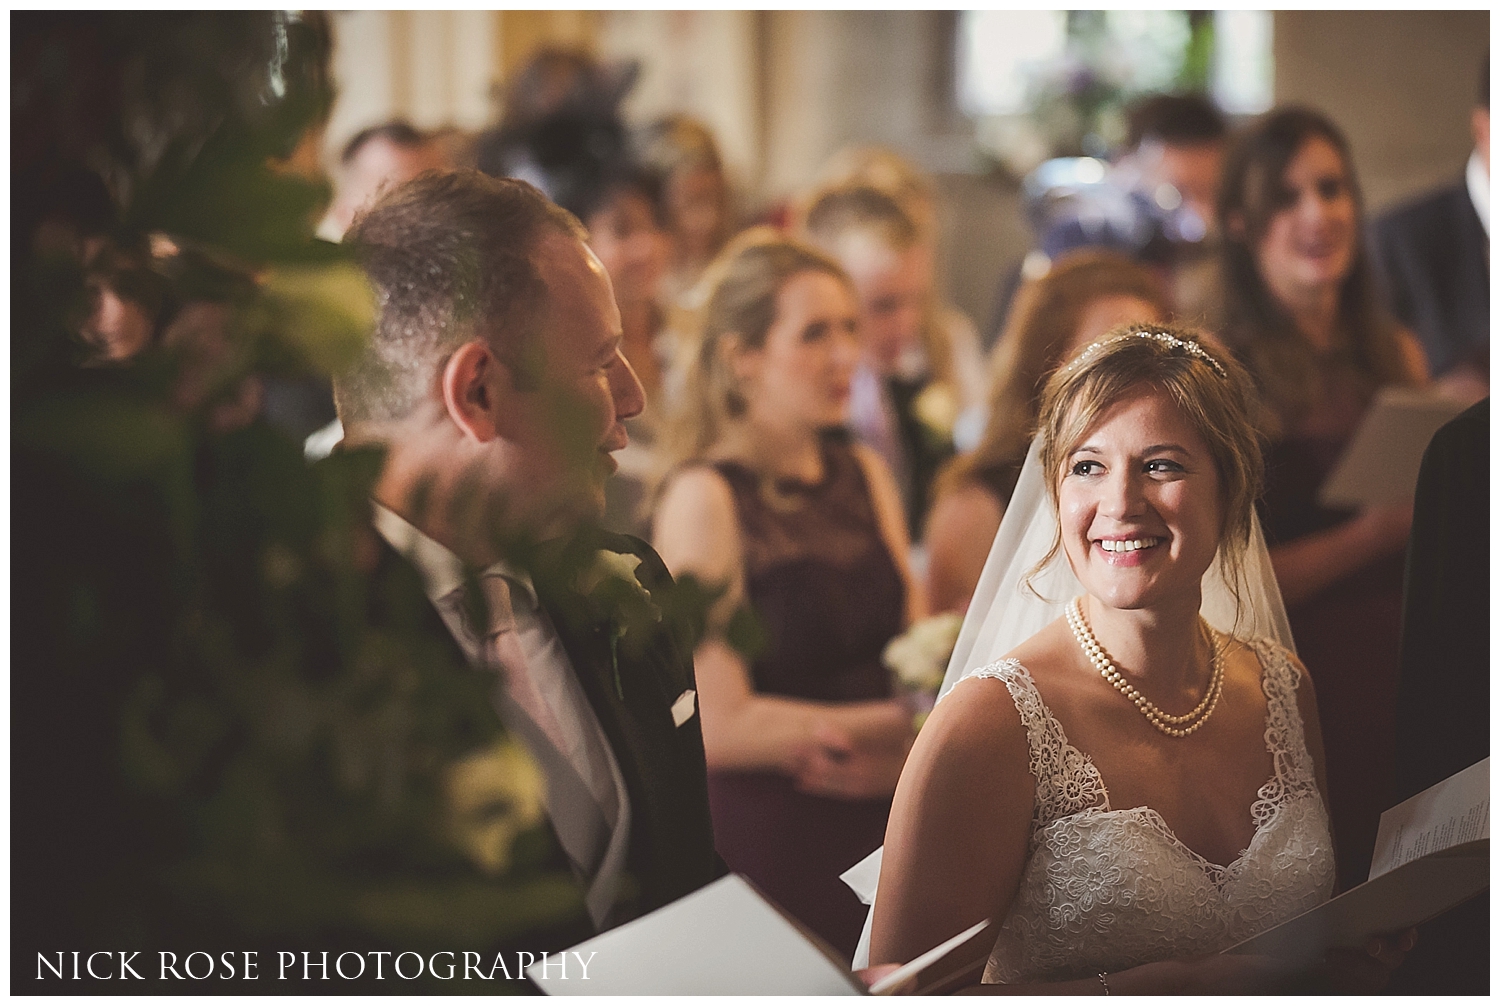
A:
11,12,591,983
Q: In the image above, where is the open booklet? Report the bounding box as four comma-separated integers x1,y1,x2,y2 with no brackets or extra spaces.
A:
1318,387,1467,508
1224,757,1489,964
526,872,993,995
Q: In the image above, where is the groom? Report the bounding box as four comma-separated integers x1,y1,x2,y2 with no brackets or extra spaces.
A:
333,171,718,941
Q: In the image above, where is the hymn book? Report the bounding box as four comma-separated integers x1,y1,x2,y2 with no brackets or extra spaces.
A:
1318,387,1466,508
528,874,867,994
528,871,993,995
1224,757,1488,963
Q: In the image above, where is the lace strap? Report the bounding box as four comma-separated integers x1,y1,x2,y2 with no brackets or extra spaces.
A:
958,660,1107,826
1246,637,1320,796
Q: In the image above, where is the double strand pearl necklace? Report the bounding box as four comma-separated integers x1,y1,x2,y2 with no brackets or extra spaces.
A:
1065,597,1224,738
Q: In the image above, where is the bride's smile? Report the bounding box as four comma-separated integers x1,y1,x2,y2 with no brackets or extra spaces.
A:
1059,384,1223,611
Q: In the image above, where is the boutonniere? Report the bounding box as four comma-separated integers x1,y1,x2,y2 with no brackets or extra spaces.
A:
576,549,663,701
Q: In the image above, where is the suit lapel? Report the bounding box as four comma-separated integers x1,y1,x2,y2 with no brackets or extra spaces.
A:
532,532,716,914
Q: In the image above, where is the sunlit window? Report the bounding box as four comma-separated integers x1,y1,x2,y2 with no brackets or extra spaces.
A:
956,10,1275,159
957,11,1067,117
1213,10,1274,114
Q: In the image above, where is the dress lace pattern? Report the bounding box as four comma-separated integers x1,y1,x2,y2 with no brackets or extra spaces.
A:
963,637,1335,984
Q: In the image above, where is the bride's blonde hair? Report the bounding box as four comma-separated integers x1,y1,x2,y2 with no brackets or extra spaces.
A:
1031,324,1266,604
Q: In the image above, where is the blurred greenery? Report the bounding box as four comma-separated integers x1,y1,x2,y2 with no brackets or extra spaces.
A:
10,12,587,984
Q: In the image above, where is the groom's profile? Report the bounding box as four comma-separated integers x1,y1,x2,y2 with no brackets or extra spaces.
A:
333,170,718,946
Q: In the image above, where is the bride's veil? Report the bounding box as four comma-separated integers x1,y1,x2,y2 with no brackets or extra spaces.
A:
941,436,1295,697
848,433,1295,969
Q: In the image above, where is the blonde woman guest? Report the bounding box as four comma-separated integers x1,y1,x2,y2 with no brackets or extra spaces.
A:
924,251,1170,614
653,230,923,958
802,186,973,538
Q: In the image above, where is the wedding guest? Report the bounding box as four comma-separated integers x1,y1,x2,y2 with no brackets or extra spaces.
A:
809,148,988,446
803,186,974,537
1371,58,1489,403
638,114,734,302
550,158,672,539
322,121,449,241
869,326,1410,992
1214,106,1428,890
475,46,635,202
1387,397,1488,996
653,230,922,959
924,251,1169,613
989,93,1229,348
555,160,672,400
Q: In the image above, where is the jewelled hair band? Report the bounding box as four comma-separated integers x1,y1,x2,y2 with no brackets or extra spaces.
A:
1065,330,1229,379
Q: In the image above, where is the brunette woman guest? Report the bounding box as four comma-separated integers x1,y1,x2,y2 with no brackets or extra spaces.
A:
555,160,671,400
1214,106,1428,890
638,115,735,303
925,251,1171,614
652,230,922,958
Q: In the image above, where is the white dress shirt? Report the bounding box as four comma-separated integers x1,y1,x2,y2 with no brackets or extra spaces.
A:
371,503,632,930
1466,150,1489,236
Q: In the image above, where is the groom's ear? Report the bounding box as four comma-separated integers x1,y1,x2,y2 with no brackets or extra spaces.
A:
441,339,507,443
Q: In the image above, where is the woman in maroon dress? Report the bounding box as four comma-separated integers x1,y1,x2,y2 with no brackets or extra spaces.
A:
1214,107,1429,890
653,229,921,958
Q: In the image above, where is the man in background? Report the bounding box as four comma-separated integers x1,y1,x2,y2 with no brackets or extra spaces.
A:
321,120,450,241
1372,59,1489,403
989,93,1229,343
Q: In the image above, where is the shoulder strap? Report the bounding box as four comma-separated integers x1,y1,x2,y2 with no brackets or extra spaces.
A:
958,659,1108,826
1247,637,1320,795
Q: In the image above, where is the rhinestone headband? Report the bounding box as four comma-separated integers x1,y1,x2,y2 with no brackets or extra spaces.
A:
1065,330,1229,379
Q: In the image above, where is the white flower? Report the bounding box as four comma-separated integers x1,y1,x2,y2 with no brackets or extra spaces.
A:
883,612,964,692
913,382,960,440
443,738,546,877
578,550,655,610
581,549,640,593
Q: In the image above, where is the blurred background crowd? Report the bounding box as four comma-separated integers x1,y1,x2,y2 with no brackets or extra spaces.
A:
13,10,1489,993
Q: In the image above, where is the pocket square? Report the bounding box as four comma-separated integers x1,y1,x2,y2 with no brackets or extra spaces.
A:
670,689,697,728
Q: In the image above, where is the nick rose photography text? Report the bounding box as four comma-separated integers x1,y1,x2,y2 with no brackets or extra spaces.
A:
36,950,597,981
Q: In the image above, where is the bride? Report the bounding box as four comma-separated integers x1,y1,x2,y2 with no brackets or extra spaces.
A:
862,326,1411,992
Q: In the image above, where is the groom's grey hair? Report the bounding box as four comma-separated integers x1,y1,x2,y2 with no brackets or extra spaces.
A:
335,170,587,428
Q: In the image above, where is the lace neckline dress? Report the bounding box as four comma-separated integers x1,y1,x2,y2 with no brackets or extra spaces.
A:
963,637,1335,984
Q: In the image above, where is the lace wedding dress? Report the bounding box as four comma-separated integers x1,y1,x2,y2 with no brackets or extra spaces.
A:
965,636,1334,984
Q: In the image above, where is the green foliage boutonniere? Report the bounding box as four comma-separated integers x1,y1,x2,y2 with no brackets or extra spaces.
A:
576,550,663,700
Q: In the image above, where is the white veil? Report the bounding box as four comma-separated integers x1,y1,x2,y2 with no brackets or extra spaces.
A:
847,434,1295,969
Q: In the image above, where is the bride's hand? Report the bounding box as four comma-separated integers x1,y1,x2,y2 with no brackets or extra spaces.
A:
1118,952,1299,994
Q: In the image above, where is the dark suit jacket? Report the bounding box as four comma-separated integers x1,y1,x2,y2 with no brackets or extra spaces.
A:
1387,399,1488,995
371,526,720,940
1394,398,1489,801
1371,179,1489,378
529,529,722,919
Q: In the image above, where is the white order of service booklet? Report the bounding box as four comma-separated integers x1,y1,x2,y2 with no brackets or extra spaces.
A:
527,873,988,995
1318,387,1466,508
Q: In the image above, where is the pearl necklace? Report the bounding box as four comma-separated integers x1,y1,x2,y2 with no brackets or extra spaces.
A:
1065,597,1224,738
